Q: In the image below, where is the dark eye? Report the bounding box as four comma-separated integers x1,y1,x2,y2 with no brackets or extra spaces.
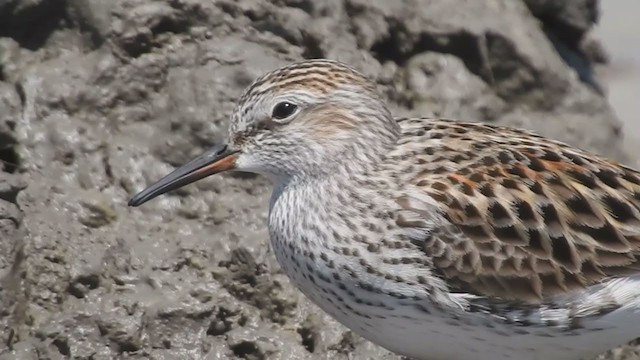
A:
272,102,298,120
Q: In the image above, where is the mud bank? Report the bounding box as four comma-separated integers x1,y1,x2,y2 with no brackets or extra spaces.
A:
0,0,635,359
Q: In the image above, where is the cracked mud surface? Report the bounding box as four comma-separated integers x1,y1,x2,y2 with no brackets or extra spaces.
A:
0,0,637,359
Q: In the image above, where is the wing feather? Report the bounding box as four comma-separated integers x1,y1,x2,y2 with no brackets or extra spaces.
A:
394,119,640,303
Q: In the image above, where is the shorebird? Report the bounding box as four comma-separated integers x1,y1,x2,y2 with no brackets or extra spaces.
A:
129,59,640,360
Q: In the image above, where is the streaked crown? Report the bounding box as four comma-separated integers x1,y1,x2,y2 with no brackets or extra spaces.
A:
229,59,386,139
241,59,376,100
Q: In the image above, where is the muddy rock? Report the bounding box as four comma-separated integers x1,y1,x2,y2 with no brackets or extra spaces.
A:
0,0,635,359
524,0,598,45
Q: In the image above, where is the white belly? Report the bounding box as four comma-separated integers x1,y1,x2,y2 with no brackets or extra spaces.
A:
274,245,640,360
294,276,639,360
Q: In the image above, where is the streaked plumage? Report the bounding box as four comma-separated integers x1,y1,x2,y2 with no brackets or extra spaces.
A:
393,118,640,304
129,59,640,360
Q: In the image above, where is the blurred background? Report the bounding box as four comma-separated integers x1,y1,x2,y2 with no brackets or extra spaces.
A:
597,0,640,156
0,0,638,359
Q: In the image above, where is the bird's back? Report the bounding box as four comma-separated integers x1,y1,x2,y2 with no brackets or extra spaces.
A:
387,117,640,304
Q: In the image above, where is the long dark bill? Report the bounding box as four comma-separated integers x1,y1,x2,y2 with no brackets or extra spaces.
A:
128,144,239,207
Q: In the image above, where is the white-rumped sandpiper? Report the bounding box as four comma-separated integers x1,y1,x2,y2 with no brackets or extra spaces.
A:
129,59,640,360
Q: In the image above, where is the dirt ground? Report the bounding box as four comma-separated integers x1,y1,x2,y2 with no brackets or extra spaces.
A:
0,0,637,359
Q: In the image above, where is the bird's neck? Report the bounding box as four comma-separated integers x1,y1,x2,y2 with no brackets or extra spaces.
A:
268,171,367,250
295,125,401,182
266,114,402,271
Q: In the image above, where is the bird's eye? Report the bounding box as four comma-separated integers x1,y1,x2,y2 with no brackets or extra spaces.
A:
272,102,298,120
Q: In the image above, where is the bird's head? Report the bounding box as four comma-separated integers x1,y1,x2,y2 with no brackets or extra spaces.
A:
128,59,398,207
